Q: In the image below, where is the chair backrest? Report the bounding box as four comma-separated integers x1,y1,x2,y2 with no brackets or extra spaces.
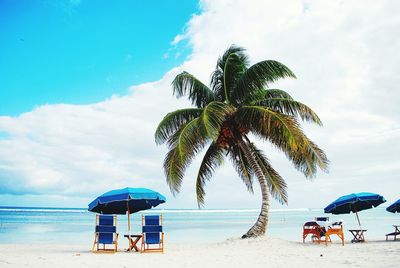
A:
304,221,320,228
144,215,161,225
303,221,325,237
142,215,163,245
99,215,115,226
96,215,117,244
329,221,343,230
315,217,329,222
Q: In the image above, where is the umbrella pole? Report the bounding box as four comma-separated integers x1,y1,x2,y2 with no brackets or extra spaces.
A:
127,201,131,237
354,205,361,229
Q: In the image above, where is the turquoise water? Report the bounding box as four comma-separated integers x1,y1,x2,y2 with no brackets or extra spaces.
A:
0,207,398,244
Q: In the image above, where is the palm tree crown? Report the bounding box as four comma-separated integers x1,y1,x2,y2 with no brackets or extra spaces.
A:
155,45,328,238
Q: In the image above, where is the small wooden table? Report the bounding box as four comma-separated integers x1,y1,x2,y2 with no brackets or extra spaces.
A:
348,229,367,243
124,235,142,252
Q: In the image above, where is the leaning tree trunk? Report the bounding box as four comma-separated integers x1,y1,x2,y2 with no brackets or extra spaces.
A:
238,139,271,239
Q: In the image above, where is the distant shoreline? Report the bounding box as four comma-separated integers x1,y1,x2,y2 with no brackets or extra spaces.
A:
0,205,321,211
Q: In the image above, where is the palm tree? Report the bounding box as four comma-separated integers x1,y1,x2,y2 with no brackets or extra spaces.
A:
155,45,328,238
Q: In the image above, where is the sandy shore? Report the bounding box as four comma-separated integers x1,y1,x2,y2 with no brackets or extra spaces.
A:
0,237,399,268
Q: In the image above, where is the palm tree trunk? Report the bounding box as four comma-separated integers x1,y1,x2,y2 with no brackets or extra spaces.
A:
238,139,270,239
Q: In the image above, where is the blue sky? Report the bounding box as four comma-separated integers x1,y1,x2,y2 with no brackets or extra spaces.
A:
0,0,198,115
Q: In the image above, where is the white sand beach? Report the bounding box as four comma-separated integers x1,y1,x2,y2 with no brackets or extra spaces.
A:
1,237,399,268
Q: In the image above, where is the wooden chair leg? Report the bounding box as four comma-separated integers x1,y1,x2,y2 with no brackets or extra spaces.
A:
92,234,98,252
141,237,144,254
162,233,165,254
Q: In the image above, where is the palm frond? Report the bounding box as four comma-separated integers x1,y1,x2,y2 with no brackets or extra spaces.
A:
210,69,225,101
155,108,203,145
199,101,235,140
196,142,225,207
172,71,216,108
164,118,209,194
284,138,329,178
254,98,322,125
265,89,294,100
236,60,296,102
229,145,254,193
167,118,206,160
223,52,248,104
236,139,268,195
211,45,249,103
215,45,248,77
236,105,301,150
236,105,328,177
163,147,185,195
243,88,294,104
248,143,287,204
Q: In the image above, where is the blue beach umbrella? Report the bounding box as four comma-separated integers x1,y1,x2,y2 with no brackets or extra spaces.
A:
386,199,400,213
88,187,166,235
324,192,386,228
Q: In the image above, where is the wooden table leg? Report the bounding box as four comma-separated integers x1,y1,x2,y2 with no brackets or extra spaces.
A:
131,236,141,252
125,236,141,252
350,230,365,243
126,238,134,251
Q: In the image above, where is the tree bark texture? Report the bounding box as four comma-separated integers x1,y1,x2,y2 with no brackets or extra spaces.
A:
238,139,270,239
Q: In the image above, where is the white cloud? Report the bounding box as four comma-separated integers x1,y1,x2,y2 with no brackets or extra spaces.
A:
1,0,400,209
171,34,186,46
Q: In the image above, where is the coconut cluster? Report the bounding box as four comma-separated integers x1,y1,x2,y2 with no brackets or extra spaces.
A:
216,121,249,149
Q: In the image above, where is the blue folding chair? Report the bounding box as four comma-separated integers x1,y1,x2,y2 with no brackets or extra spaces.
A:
92,215,119,253
141,215,164,253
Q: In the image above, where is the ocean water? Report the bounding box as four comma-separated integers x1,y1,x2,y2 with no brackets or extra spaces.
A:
0,206,398,245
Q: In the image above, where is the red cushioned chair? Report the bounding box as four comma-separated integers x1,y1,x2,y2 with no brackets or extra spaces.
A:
303,221,326,244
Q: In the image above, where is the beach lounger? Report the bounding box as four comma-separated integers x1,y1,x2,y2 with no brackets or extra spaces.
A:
325,221,344,246
92,215,119,253
385,225,400,241
303,221,326,244
141,215,164,253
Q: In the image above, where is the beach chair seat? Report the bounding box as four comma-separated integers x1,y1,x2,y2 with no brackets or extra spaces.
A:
303,221,326,243
325,221,344,246
141,215,164,253
92,215,119,253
